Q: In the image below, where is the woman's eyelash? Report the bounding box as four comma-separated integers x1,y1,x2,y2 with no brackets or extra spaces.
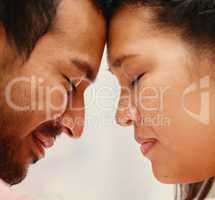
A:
132,74,144,86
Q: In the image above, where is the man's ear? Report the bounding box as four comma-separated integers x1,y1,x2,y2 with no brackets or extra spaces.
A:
0,23,6,47
0,22,12,55
0,22,16,69
0,23,8,67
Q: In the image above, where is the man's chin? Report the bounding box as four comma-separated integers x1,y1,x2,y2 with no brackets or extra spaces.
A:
0,162,28,185
0,134,31,185
9,172,27,186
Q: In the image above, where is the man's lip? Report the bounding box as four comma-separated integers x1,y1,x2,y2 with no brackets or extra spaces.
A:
34,132,55,148
33,136,45,160
32,133,56,161
135,137,158,155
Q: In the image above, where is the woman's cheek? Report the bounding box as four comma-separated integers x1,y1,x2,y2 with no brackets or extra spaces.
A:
135,80,169,126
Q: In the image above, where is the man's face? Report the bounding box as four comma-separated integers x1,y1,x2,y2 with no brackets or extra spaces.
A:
108,5,215,184
0,0,105,185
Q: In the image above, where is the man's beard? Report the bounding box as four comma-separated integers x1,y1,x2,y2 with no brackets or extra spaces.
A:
0,120,63,185
0,136,27,185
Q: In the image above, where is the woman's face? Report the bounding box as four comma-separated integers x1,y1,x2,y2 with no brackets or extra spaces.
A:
108,5,215,184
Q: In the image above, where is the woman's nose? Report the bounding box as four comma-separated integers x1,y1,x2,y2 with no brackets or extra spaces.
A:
61,92,85,138
115,90,140,127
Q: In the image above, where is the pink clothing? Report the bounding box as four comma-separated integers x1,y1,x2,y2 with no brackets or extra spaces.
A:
0,180,33,200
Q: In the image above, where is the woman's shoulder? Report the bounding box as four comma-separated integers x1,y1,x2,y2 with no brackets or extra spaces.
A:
208,185,215,199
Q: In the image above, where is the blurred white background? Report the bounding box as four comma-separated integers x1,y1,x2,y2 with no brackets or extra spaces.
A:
14,52,174,200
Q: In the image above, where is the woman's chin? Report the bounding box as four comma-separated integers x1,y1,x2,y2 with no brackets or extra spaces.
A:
152,167,211,185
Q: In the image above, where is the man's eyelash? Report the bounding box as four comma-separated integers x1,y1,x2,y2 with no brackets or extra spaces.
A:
107,68,114,76
63,75,77,91
70,81,77,91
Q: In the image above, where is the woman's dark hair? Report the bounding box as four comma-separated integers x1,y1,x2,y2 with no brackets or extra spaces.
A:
109,0,215,45
175,178,215,200
109,0,215,199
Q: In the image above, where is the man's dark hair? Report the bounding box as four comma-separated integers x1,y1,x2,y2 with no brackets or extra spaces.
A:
93,0,110,17
0,0,107,57
0,0,59,56
109,0,215,200
109,0,215,45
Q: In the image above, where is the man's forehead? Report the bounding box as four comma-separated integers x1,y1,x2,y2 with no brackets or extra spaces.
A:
55,0,103,29
52,0,105,50
46,0,105,66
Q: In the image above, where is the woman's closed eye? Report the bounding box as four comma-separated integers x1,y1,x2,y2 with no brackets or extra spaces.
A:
131,73,145,87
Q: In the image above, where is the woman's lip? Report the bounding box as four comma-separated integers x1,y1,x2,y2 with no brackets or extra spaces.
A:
135,137,158,155
140,140,157,155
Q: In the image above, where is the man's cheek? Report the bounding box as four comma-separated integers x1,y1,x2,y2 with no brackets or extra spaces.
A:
41,83,68,119
2,79,68,137
4,78,32,112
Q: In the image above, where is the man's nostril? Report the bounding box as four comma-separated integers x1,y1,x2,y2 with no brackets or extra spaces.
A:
62,127,74,138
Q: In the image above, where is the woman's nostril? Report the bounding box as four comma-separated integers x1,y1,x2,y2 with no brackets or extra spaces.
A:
127,120,133,125
116,114,133,127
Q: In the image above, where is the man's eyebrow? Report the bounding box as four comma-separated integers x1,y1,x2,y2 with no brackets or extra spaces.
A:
71,59,95,81
110,54,138,68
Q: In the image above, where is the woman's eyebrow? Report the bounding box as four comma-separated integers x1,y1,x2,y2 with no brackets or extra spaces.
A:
110,54,138,68
70,58,96,81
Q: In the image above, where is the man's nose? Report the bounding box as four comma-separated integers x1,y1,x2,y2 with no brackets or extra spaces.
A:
115,89,140,127
61,92,85,138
